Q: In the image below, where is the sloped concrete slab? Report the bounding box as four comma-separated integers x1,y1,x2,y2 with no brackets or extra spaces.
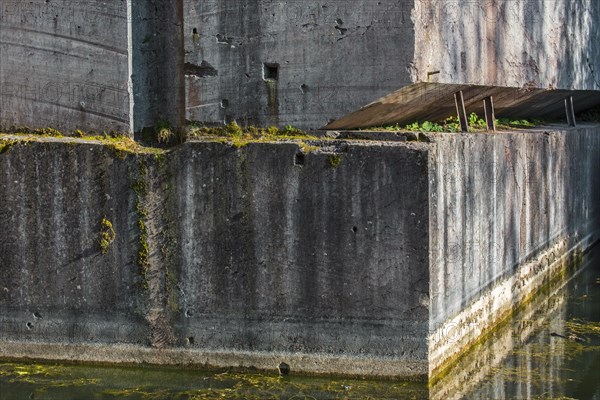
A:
324,82,600,129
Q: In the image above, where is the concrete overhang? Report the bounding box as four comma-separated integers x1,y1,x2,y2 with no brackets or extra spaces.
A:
324,82,600,130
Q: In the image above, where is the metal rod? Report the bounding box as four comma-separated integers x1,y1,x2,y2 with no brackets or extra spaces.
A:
483,96,496,132
565,96,576,127
454,91,468,132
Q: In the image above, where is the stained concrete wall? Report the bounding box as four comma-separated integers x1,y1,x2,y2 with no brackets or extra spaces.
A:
0,136,431,378
428,125,600,375
1,1,599,132
0,0,184,134
0,1,131,133
413,0,600,90
184,0,600,129
183,0,416,129
1,126,598,379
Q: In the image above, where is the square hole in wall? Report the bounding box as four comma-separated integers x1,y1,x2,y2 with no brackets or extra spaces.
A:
294,152,305,166
263,63,279,80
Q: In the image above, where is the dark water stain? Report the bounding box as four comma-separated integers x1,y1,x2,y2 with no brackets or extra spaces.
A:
1,248,599,400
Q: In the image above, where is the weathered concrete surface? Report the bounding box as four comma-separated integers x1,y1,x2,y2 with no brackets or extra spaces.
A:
0,0,185,134
0,136,431,379
183,0,416,128
413,0,600,90
0,125,598,380
1,1,599,131
131,0,185,132
0,1,131,132
427,125,600,376
184,0,600,129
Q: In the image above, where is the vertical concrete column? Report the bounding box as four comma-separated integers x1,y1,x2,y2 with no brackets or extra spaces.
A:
129,0,185,133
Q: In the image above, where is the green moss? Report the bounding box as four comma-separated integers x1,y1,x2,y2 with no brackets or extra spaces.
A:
0,139,17,154
132,160,150,290
186,123,316,142
565,319,600,338
328,154,342,168
298,141,319,153
99,217,116,255
430,248,585,385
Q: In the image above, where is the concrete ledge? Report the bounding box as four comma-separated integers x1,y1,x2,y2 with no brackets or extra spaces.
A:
0,342,428,381
0,125,599,380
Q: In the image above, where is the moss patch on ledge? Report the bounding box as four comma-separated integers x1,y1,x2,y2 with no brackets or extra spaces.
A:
0,133,166,157
186,122,318,147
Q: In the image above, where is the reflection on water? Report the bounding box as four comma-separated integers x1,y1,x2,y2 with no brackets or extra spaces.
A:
1,248,599,400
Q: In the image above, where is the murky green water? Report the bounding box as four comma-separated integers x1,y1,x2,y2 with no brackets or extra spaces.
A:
1,248,599,400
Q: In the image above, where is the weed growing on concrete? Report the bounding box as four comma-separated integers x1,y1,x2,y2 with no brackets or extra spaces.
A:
468,113,487,130
185,122,317,147
367,114,548,133
328,154,342,168
495,118,544,129
99,217,116,255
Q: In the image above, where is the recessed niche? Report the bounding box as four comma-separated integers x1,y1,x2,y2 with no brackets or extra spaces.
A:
263,63,279,80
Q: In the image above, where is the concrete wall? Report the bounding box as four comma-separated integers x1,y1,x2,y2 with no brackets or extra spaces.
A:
0,1,131,132
1,1,599,132
428,125,600,375
414,0,600,90
0,136,431,378
0,0,185,134
183,0,416,129
1,126,598,379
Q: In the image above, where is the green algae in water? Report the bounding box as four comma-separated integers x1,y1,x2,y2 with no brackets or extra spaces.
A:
0,364,427,400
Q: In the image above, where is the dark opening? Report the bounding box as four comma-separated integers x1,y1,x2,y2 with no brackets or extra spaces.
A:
220,99,229,108
188,337,195,345
264,63,279,80
352,226,358,233
193,28,198,34
294,152,305,166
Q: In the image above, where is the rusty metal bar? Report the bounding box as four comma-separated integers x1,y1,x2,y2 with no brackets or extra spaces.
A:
565,96,576,127
454,91,468,132
483,96,496,132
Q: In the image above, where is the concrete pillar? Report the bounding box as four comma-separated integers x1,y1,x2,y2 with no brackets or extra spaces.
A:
129,0,185,133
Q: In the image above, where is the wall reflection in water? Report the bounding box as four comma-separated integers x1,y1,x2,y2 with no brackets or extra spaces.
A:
433,247,600,400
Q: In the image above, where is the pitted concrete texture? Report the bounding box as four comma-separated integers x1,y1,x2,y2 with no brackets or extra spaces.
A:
427,125,600,375
183,0,417,129
0,125,598,380
0,136,431,379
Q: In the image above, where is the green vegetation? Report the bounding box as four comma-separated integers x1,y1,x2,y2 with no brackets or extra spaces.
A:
367,114,547,133
186,122,317,147
132,161,150,289
155,120,175,145
0,139,17,154
328,154,342,168
99,217,116,255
